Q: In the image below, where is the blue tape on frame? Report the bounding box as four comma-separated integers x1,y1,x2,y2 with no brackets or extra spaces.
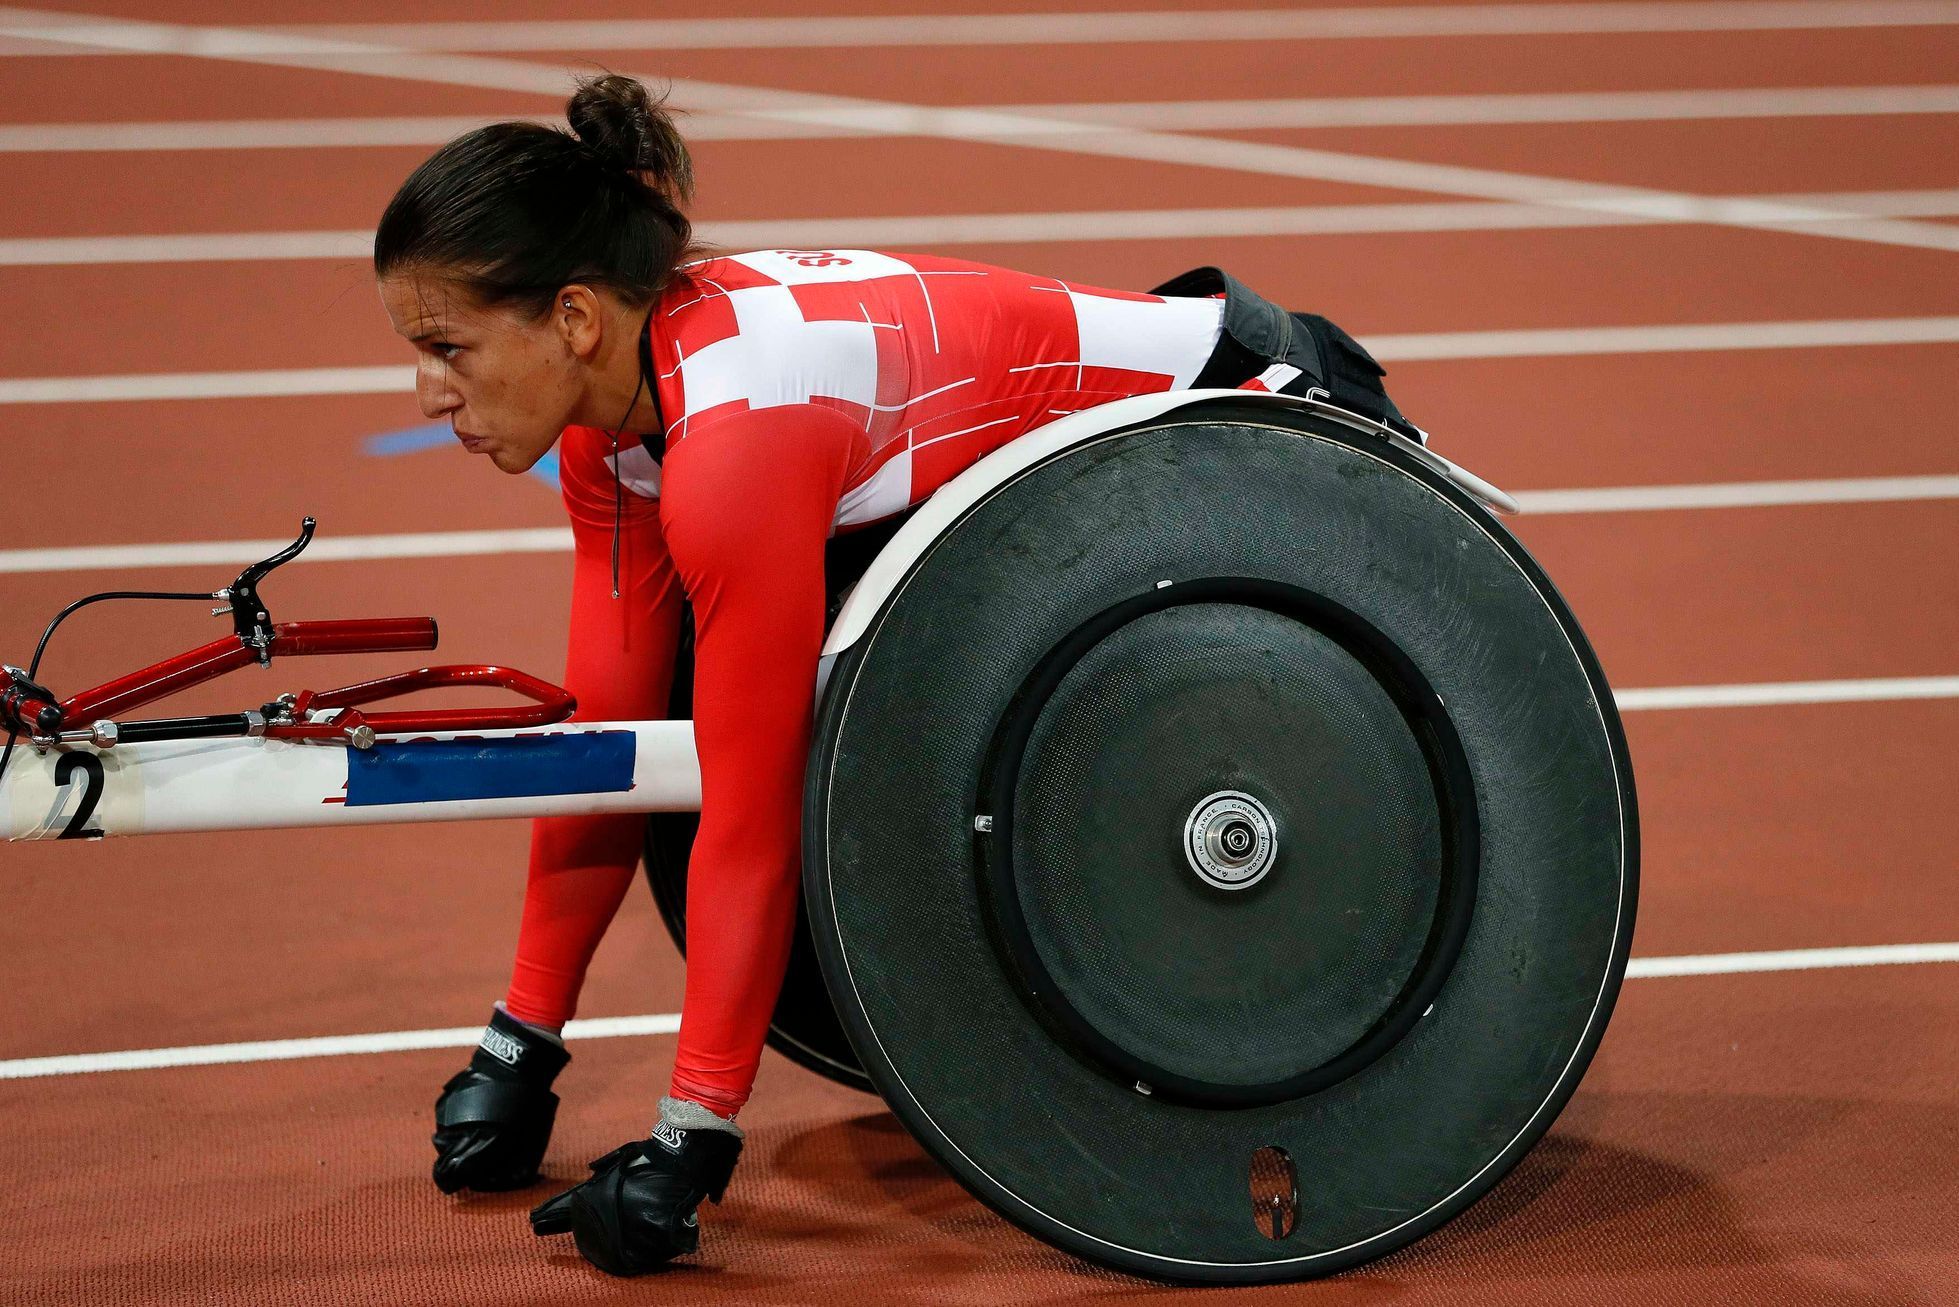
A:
345,731,635,807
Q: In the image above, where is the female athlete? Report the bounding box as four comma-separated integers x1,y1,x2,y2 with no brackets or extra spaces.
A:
375,73,1418,1277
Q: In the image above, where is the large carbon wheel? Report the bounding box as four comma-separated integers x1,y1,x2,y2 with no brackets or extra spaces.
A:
640,521,910,1097
804,402,1638,1283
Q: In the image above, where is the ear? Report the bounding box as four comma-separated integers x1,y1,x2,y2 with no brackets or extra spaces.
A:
554,284,604,361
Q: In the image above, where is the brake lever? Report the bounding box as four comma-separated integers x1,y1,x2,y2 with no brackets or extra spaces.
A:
216,517,316,665
1,664,60,737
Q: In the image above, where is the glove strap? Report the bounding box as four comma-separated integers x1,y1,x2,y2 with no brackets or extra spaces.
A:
468,1007,570,1085
435,1075,558,1129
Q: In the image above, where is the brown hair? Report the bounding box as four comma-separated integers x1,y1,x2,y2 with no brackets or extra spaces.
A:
374,73,702,315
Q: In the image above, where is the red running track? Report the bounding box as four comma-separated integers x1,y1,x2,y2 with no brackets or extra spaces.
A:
1,4,1955,1302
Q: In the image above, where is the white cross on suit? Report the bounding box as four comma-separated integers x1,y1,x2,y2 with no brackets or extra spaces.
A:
676,284,880,422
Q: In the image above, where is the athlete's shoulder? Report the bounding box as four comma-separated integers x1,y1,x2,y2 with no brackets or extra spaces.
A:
675,248,1026,288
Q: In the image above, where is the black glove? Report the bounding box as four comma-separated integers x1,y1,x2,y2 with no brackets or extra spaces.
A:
530,1121,742,1276
431,1008,570,1194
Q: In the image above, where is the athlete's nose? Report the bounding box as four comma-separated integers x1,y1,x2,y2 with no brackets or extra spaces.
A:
416,358,463,420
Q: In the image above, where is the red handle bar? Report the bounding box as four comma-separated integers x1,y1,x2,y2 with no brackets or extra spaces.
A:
265,665,576,741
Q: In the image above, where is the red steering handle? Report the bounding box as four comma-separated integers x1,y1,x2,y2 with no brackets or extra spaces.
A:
264,665,577,741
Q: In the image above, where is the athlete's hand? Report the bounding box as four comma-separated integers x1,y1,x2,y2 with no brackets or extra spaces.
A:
431,1009,570,1194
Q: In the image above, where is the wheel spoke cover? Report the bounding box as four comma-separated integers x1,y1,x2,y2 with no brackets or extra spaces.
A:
803,405,1638,1282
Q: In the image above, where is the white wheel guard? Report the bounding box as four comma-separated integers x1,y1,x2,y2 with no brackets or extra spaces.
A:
821,390,1515,659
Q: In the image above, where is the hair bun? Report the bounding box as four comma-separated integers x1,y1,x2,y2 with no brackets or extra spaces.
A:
567,72,694,206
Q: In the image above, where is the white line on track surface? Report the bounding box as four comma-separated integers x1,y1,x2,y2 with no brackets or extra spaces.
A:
0,1013,680,1080
0,365,409,403
8,2,1959,55
5,316,1957,404
7,8,1957,257
1364,316,1959,360
14,189,1959,267
3,943,1953,1080
5,475,1956,573
0,526,575,572
0,113,506,152
8,85,1959,152
1614,676,1959,710
1512,475,1959,513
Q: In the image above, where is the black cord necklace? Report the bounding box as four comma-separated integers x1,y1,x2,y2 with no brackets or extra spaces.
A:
603,309,666,599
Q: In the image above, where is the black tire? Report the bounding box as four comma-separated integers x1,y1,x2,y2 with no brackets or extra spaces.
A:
803,401,1638,1283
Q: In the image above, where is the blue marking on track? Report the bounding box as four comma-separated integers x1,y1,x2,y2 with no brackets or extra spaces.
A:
345,731,635,807
362,423,561,489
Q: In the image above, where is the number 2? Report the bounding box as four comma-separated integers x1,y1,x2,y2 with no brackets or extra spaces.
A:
54,751,104,840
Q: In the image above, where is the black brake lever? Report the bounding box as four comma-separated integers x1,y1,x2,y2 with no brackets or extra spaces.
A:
223,517,315,665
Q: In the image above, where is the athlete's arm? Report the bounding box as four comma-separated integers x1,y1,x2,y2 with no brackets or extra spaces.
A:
657,404,867,1115
504,427,685,1027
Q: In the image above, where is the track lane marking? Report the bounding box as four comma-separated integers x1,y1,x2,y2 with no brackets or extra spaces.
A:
14,188,1959,267
0,365,410,403
4,493,1955,573
0,1013,680,1080
1513,475,1959,513
0,526,575,571
1614,676,1959,710
1624,943,1959,976
7,7,1957,257
3,475,1955,576
4,944,1953,1080
1365,317,1959,359
9,2,1959,54
4,317,1957,404
8,86,1959,152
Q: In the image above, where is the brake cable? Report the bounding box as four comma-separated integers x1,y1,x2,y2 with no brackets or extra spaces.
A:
0,588,218,787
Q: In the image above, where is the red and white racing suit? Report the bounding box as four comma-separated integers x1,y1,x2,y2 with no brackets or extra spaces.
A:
508,249,1273,1116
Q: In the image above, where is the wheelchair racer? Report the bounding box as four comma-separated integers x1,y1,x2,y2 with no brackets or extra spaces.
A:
376,72,1417,1277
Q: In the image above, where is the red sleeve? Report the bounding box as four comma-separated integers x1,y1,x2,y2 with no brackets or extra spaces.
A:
503,427,684,1027
657,405,867,1114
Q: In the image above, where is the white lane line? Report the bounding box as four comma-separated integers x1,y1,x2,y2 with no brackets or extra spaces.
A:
1026,84,1959,130
9,85,1959,152
0,113,510,152
15,189,1959,267
7,9,1957,259
9,2,1959,55
0,230,374,265
5,942,1954,1080
0,110,856,152
1615,676,1959,710
0,527,573,573
2,475,1948,576
1512,474,1959,513
0,365,409,404
953,123,1959,254
5,317,1955,405
1624,942,1959,977
0,1012,679,1080
5,480,1955,573
1365,316,1959,360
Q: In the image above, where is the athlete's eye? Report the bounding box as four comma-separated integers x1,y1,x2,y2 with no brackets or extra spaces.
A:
431,341,463,361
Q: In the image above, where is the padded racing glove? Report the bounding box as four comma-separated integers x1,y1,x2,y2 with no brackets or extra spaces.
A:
529,1099,743,1275
431,1007,570,1194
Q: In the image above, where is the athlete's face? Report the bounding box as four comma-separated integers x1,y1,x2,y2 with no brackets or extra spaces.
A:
379,274,585,475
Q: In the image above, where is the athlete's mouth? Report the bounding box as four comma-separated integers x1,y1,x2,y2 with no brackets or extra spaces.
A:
455,430,491,452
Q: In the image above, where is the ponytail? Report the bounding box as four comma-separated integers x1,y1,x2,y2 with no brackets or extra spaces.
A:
374,73,702,315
